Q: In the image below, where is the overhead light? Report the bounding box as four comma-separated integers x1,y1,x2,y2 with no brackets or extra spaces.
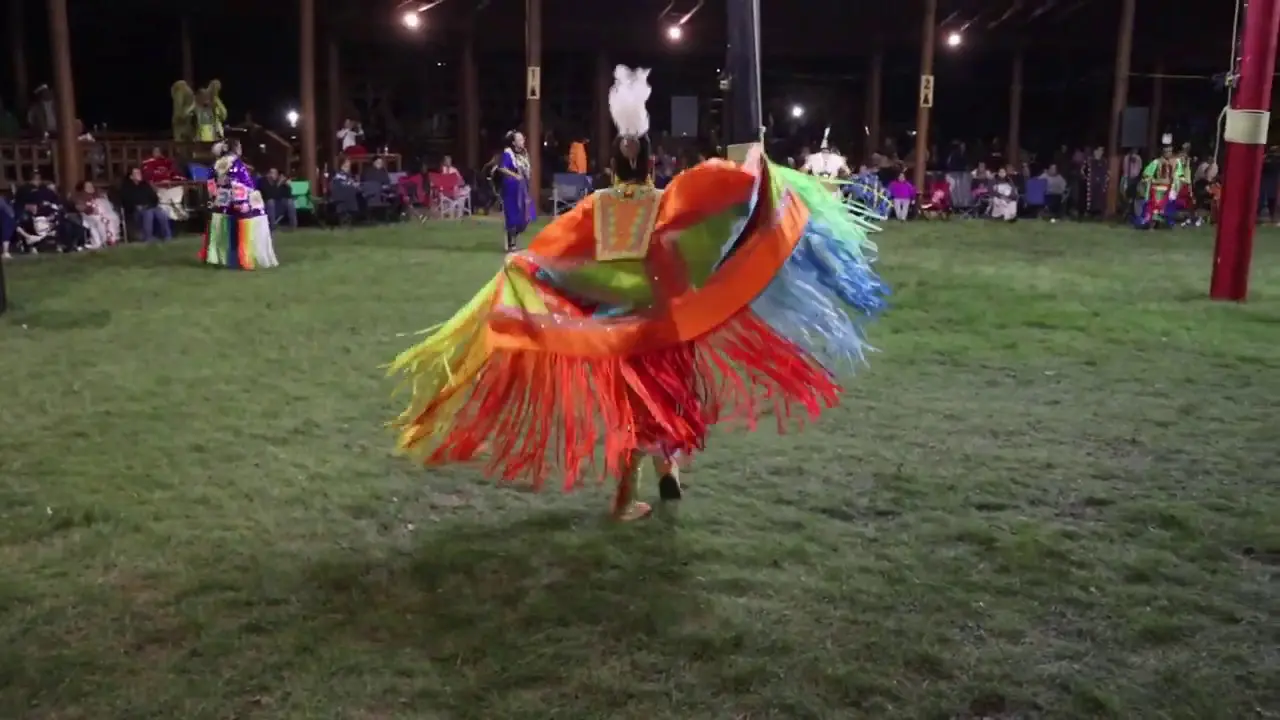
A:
790,105,804,119
666,25,682,40
945,32,962,47
402,11,421,29
286,110,299,127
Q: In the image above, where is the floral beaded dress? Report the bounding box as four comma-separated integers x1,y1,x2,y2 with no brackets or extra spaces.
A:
199,149,279,270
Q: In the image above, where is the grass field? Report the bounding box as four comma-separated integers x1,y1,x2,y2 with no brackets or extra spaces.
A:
0,219,1277,719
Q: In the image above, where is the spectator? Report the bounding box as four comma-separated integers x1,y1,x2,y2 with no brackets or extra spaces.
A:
990,168,1018,222
0,193,15,259
437,155,471,206
439,155,463,179
69,180,120,249
337,118,366,155
1041,164,1067,218
887,172,914,221
26,84,56,135
119,167,173,242
361,156,392,186
13,212,57,254
568,137,588,174
332,158,357,187
141,146,185,185
15,172,61,212
260,168,298,230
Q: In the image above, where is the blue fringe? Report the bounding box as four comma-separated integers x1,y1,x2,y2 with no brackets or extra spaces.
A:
751,220,890,373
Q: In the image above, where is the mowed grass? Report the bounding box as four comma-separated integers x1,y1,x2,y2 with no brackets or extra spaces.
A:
0,219,1278,719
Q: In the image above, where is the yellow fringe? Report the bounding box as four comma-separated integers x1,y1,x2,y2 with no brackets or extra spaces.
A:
387,262,553,456
388,274,501,452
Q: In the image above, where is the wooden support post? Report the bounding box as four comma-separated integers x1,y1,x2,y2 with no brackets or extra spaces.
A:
10,0,28,115
724,0,762,150
48,0,79,188
525,0,543,199
1103,0,1136,218
912,0,937,197
594,50,610,172
460,25,480,172
180,15,195,88
1147,57,1164,157
1007,46,1023,168
327,38,341,164
299,0,318,189
866,47,883,157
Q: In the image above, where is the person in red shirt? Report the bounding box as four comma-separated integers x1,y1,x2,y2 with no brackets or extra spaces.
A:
140,147,185,185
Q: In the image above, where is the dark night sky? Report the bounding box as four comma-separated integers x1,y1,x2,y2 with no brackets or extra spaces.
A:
0,0,1241,155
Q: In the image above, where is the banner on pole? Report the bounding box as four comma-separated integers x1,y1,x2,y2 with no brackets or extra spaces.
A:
526,66,541,100
919,74,935,108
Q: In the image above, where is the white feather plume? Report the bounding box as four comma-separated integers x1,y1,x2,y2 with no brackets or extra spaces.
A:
820,127,831,150
609,65,651,137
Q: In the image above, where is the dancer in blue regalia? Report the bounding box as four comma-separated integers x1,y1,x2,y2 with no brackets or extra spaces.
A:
498,130,536,252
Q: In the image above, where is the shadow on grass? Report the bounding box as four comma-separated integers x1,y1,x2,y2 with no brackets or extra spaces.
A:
289,509,696,703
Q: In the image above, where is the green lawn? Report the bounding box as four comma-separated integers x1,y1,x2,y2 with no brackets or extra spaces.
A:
0,220,1277,719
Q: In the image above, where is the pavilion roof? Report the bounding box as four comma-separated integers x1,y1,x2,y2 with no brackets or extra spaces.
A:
65,0,1236,66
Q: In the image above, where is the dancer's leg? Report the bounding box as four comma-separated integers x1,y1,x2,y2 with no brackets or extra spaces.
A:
611,450,652,521
655,454,683,501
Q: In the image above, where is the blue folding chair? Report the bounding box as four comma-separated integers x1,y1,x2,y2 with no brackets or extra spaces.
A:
188,164,212,182
552,173,592,215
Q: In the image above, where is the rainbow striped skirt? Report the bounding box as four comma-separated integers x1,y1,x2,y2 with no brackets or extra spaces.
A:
199,211,279,270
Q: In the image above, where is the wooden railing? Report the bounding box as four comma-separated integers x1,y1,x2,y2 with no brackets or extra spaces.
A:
0,132,394,191
0,138,218,187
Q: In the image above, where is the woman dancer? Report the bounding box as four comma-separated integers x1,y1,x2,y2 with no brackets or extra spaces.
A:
199,139,278,270
391,65,888,521
498,131,535,252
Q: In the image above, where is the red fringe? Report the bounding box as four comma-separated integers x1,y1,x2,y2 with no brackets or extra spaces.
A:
406,309,842,491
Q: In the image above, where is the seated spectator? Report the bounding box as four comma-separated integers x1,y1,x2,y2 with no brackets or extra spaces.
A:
69,180,121,249
119,167,173,242
141,146,185,185
327,159,362,218
13,211,59,254
438,155,469,196
260,168,298,230
361,156,392,186
337,118,367,157
1041,164,1067,218
971,162,992,188
887,172,914,220
15,172,61,213
989,168,1019,222
332,158,357,188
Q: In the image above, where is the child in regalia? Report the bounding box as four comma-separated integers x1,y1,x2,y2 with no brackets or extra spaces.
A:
498,131,536,252
199,139,279,270
390,65,889,521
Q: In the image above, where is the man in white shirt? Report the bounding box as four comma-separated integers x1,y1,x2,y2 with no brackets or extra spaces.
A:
336,118,364,152
800,128,849,179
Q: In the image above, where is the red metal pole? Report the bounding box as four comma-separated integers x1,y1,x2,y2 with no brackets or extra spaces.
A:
1210,0,1280,301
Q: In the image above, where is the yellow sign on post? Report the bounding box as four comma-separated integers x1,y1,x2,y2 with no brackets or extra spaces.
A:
526,66,541,100
919,74,935,108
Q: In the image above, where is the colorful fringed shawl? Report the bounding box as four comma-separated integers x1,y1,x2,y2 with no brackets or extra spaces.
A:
390,150,889,490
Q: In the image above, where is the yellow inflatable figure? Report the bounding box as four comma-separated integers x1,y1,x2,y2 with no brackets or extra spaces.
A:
171,80,227,142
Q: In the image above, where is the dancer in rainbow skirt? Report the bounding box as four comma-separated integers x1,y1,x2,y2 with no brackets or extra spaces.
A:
199,139,279,270
390,66,888,521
